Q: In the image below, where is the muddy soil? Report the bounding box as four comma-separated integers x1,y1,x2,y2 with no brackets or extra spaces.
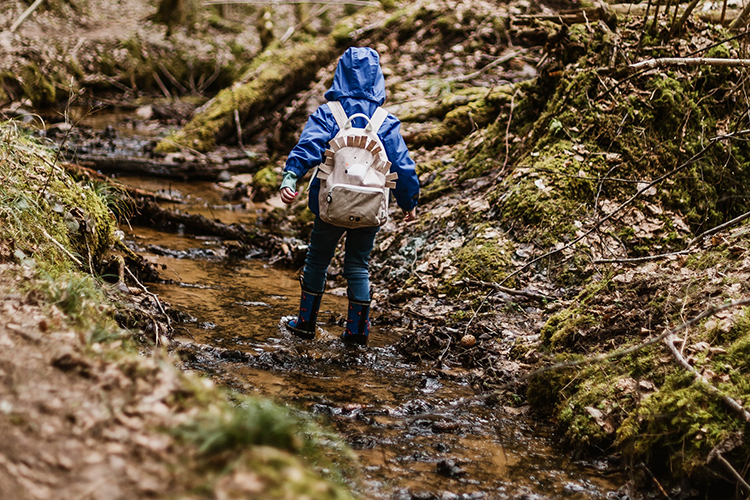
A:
0,267,185,500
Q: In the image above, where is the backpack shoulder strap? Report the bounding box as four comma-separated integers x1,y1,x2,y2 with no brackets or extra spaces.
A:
327,101,348,131
370,107,389,134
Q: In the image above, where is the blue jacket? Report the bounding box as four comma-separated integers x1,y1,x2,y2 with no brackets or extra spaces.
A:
284,47,420,216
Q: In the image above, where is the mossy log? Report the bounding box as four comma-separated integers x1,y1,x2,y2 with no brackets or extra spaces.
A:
135,199,261,242
133,200,306,265
406,86,514,149
71,153,265,181
155,39,343,154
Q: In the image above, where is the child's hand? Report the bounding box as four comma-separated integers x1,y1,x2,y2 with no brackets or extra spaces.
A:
280,187,299,205
403,209,417,222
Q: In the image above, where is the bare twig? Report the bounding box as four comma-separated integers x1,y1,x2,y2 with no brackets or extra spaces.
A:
685,29,750,58
158,62,188,94
502,89,519,171
234,109,244,150
721,0,729,25
631,57,750,70
39,227,83,267
689,209,750,247
124,267,172,332
152,71,172,100
711,452,750,495
9,0,45,33
594,249,690,264
280,3,330,44
670,0,700,35
456,279,556,302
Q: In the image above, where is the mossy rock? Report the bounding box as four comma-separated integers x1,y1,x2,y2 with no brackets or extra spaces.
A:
252,166,279,202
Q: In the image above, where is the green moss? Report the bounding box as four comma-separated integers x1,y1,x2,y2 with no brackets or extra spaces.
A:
0,123,116,271
451,238,514,287
410,87,514,151
616,372,747,477
252,166,279,202
685,246,730,271
19,63,58,107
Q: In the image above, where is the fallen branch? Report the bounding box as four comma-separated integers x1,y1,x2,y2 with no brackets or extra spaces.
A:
688,209,750,247
669,0,700,35
62,162,184,203
712,452,750,495
68,154,262,181
594,249,690,264
631,57,750,70
39,226,83,267
9,0,44,33
455,279,556,302
498,129,750,287
135,199,260,242
665,332,750,422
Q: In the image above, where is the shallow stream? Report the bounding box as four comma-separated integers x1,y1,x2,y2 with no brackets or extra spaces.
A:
120,176,626,500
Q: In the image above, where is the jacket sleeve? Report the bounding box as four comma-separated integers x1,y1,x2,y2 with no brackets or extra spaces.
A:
379,115,420,211
284,105,337,178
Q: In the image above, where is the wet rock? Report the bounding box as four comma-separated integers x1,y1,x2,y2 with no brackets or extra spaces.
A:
433,442,451,453
218,349,249,362
436,458,465,478
431,420,460,433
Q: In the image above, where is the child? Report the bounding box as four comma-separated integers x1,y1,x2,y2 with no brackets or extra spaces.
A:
279,46,419,345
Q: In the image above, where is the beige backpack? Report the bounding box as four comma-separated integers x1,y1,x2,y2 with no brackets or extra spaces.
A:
315,101,398,228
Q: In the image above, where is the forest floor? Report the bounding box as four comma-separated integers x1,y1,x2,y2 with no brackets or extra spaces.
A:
3,0,750,499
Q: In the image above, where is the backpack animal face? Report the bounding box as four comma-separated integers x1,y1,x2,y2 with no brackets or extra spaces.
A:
315,102,398,228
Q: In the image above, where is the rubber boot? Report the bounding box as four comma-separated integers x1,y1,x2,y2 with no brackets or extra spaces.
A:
287,283,323,340
341,295,370,346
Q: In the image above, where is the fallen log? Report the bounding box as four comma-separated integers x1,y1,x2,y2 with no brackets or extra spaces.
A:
69,153,263,181
155,7,387,153
62,162,184,202
132,199,307,266
134,199,261,242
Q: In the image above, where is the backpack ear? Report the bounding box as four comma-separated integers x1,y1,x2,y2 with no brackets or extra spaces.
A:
372,160,391,174
319,163,333,174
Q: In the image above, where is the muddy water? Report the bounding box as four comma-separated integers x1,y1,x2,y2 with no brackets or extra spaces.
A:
122,178,625,500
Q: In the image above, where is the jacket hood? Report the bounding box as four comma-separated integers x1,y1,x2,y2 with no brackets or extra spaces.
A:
324,47,386,106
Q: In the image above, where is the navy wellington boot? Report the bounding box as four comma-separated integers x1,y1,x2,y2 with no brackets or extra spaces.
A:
341,296,370,346
287,285,323,340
